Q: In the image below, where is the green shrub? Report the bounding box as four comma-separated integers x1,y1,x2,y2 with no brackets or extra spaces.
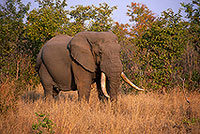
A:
32,112,56,134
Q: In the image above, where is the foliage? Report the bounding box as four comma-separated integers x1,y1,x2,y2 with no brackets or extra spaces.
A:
115,1,199,91
0,0,30,45
69,3,117,33
180,0,200,91
113,3,157,91
182,117,200,126
0,0,199,91
25,1,117,60
0,0,38,85
134,9,186,89
127,2,155,37
25,0,69,59
181,0,200,53
32,112,56,134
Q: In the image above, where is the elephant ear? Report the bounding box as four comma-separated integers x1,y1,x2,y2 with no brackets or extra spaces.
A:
68,33,96,72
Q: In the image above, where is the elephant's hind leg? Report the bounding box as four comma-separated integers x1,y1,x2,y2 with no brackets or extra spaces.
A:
39,63,59,99
72,61,93,102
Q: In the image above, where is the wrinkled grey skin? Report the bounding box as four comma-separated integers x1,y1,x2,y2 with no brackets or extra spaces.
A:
36,35,74,98
36,32,122,102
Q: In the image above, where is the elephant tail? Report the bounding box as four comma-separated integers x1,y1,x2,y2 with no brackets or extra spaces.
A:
35,48,43,72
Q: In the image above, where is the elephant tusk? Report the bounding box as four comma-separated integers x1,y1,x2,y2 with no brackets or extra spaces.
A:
121,72,144,91
101,72,110,98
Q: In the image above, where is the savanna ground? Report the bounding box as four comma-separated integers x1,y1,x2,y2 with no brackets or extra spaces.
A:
0,82,199,134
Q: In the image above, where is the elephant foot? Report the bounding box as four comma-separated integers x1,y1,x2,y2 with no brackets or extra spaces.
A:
53,86,60,96
43,86,60,101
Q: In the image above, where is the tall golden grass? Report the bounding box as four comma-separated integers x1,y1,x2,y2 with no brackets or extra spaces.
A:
0,82,200,134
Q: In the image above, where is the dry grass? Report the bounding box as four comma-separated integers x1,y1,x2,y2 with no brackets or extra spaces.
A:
0,83,200,134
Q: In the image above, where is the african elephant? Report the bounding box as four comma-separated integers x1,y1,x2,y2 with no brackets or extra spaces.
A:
36,32,144,102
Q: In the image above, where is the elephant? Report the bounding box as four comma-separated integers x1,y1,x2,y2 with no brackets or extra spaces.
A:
35,31,144,102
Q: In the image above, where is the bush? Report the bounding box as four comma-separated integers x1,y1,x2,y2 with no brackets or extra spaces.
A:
32,112,56,134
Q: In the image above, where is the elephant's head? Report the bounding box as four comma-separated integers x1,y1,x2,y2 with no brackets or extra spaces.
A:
68,31,144,100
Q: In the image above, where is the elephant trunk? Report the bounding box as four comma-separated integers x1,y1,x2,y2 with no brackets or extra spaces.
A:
108,73,121,100
100,55,122,100
101,71,121,100
100,54,144,99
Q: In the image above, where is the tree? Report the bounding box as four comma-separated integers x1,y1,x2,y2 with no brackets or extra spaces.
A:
181,0,200,53
25,1,117,59
0,0,31,82
127,2,155,37
113,2,156,91
180,0,200,90
25,0,69,58
69,3,117,32
118,2,190,90
136,9,187,89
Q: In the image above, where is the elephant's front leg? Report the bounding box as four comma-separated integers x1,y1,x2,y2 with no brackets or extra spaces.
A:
72,61,93,102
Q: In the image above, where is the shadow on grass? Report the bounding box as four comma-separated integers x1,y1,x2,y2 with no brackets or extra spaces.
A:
21,91,78,103
21,91,42,103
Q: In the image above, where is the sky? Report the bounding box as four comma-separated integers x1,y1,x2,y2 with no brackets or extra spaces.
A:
66,0,190,23
1,0,191,23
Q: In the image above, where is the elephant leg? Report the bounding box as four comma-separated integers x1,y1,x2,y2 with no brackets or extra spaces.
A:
72,61,93,102
39,63,59,99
